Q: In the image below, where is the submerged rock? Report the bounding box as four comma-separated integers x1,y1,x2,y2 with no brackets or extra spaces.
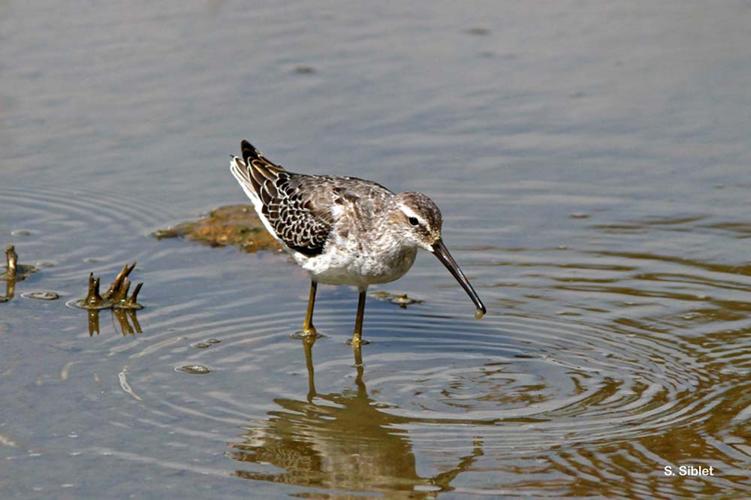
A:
370,290,423,308
153,204,281,253
293,65,316,75
178,364,211,375
193,338,221,349
465,27,491,36
22,291,60,301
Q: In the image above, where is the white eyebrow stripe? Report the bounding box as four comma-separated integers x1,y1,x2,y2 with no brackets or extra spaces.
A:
398,204,426,225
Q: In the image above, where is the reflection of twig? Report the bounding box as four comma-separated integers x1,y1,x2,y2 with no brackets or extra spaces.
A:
88,309,100,336
123,283,143,309
87,308,143,336
127,309,142,333
1,277,15,303
113,308,143,336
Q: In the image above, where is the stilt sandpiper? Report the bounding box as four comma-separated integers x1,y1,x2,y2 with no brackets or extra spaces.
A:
230,140,486,346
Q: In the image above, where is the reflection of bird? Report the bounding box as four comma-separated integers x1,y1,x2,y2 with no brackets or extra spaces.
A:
230,337,483,494
230,140,486,345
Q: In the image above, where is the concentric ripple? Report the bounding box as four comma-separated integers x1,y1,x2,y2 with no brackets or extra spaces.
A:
0,186,177,278
102,271,750,495
3,187,750,496
112,303,712,448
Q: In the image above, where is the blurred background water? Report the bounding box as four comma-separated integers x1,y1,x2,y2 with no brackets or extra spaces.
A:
1,0,750,497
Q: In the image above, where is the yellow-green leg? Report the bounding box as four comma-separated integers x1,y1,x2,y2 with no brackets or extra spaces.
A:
351,289,368,347
302,280,318,336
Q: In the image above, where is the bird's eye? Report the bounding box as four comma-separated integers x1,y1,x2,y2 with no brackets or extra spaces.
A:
408,217,419,226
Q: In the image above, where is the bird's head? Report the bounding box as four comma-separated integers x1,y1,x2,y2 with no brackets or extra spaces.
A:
392,192,443,251
391,192,486,317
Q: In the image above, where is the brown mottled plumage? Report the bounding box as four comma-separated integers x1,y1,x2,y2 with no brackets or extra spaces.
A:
230,140,485,345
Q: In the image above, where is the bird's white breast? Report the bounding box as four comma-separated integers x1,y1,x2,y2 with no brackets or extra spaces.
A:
294,236,417,288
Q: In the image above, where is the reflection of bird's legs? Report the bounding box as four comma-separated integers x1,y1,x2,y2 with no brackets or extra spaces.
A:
352,343,366,397
302,280,318,336
303,335,317,402
351,288,368,346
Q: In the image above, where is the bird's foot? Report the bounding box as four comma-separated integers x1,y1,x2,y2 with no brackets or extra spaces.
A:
291,324,321,339
347,334,370,347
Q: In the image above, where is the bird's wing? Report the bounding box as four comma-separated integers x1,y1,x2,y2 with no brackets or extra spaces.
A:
231,140,333,256
231,140,394,256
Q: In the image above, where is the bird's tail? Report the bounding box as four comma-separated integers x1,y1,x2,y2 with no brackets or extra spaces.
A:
230,140,286,199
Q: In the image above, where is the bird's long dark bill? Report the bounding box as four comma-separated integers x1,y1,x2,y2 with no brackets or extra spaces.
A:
432,239,487,317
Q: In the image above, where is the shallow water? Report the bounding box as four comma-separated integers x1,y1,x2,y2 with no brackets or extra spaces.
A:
2,1,751,497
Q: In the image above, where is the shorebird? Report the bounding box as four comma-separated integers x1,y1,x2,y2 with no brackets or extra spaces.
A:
230,140,486,346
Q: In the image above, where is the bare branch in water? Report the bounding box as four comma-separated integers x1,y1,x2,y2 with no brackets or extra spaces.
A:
85,273,104,307
5,245,17,279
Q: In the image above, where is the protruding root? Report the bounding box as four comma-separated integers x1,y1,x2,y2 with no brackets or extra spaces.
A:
5,245,17,279
77,262,143,312
0,279,14,302
102,262,136,300
121,282,143,310
2,246,37,286
85,273,104,307
111,276,130,304
130,282,143,302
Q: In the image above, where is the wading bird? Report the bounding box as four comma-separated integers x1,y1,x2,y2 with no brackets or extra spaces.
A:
230,140,485,346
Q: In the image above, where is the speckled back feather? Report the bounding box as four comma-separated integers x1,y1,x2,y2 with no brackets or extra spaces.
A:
231,141,333,256
231,140,396,259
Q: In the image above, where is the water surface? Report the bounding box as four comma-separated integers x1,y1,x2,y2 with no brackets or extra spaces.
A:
1,1,751,497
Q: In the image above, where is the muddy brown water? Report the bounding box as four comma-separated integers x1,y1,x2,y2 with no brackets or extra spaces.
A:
1,1,750,498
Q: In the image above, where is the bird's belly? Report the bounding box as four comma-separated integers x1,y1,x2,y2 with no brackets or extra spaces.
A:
296,246,417,288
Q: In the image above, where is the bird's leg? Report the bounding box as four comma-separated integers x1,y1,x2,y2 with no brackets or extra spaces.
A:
301,280,318,336
351,288,368,347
